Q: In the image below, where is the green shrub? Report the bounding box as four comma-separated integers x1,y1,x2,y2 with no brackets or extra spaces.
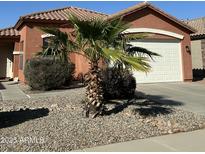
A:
24,57,75,90
101,67,136,99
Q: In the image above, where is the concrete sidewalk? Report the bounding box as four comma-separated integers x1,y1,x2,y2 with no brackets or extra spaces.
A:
0,81,28,101
0,81,83,101
79,129,205,152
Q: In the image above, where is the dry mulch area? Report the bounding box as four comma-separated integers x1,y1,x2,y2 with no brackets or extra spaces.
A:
0,88,205,151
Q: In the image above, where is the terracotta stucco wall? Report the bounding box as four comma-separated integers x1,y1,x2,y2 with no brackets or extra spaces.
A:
13,54,19,78
17,24,90,82
122,8,193,81
18,26,27,82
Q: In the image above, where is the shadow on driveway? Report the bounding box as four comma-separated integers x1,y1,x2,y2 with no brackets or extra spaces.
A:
104,91,184,117
0,108,49,129
0,82,5,90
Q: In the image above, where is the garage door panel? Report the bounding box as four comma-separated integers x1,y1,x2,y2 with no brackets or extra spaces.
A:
129,40,182,83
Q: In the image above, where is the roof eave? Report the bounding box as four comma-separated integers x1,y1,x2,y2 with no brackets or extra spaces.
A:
15,18,70,30
107,3,147,21
191,34,205,40
0,35,20,40
107,2,196,34
14,17,24,30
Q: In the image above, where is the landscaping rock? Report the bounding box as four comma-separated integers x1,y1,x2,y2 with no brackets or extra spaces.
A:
0,87,205,151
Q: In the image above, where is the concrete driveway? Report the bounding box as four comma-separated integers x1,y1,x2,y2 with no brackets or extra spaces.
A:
137,82,205,116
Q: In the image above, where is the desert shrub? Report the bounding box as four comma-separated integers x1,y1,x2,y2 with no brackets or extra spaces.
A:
24,57,75,90
64,62,75,85
101,67,136,99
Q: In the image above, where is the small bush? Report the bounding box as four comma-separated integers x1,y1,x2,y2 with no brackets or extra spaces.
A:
193,69,205,80
24,57,75,90
64,62,75,85
102,67,136,99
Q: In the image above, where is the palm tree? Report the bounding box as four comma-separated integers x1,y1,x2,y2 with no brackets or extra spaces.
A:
68,15,160,118
39,15,159,118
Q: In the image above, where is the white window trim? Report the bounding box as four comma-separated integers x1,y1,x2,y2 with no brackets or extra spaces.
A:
13,51,24,55
41,33,55,38
122,28,184,40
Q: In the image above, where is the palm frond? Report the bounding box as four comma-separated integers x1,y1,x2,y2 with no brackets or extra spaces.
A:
103,18,129,47
102,48,151,72
69,14,106,41
125,45,160,60
38,27,75,63
40,27,69,47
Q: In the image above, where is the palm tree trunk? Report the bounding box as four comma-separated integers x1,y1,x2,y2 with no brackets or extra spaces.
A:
84,61,104,118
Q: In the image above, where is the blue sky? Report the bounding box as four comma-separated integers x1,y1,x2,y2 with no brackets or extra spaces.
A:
0,1,205,29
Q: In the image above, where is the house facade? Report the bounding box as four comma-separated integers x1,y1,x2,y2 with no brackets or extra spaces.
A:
0,2,195,83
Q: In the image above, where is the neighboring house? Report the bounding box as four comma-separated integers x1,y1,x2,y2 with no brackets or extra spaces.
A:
186,17,205,71
0,2,195,83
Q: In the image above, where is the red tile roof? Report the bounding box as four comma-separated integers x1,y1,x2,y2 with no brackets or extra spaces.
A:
2,3,197,38
185,17,205,39
0,27,20,37
15,6,108,29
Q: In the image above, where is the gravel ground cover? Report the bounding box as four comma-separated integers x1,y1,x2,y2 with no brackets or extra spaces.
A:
18,81,84,94
0,87,205,152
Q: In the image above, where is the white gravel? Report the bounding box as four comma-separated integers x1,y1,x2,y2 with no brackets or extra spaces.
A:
0,87,205,152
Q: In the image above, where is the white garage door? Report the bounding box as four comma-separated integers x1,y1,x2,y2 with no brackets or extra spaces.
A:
129,40,183,83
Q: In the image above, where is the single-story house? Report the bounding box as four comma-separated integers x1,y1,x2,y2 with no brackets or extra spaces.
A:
0,2,196,83
186,17,205,72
